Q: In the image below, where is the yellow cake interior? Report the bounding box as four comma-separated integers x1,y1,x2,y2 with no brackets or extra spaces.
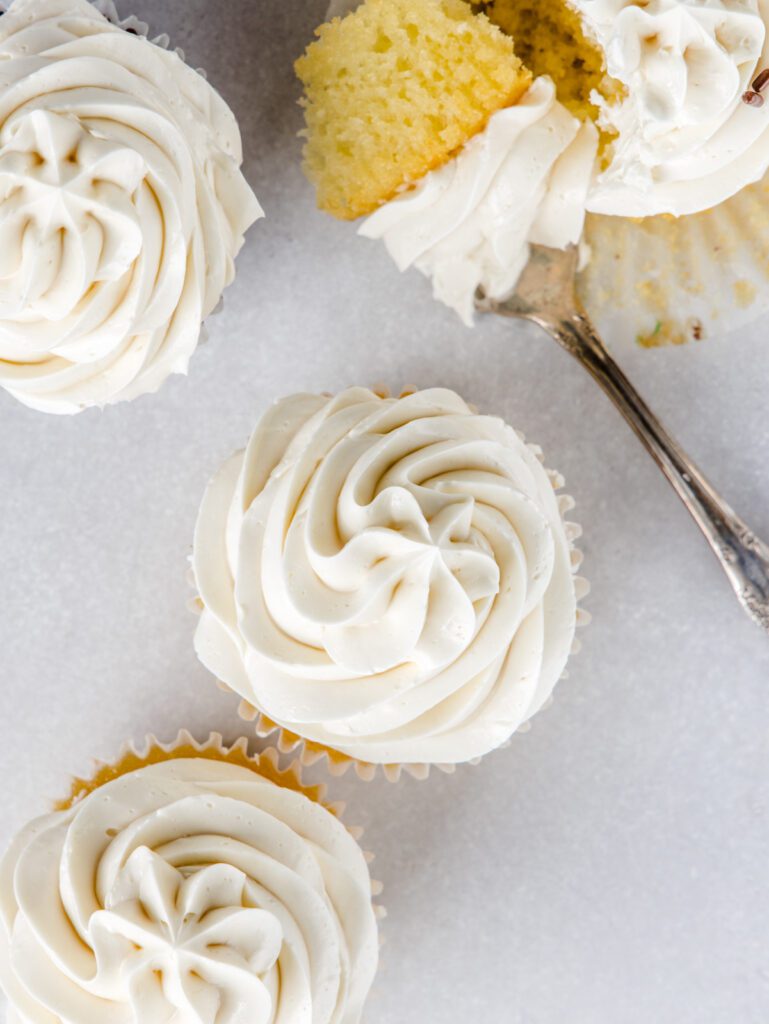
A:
479,0,608,121
296,0,532,220
296,0,614,221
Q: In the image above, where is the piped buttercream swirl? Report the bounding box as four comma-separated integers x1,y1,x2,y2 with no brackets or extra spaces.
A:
0,0,262,413
360,78,598,325
193,387,581,766
580,0,769,215
0,757,378,1023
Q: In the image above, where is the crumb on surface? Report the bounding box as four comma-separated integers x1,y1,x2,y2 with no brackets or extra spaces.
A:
733,279,757,308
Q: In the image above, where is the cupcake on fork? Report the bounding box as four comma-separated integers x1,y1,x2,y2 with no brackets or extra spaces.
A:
295,0,602,324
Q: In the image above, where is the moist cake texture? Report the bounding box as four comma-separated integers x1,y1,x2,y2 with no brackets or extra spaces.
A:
296,0,532,219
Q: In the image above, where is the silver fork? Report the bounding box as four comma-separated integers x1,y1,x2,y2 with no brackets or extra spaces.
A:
479,244,769,633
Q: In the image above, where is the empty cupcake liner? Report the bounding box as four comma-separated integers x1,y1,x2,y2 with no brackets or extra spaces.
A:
580,178,769,347
325,0,359,17
56,729,385,917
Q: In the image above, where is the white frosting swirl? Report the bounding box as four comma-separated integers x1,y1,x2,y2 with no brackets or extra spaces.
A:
360,78,598,325
580,0,769,215
0,758,378,1023
0,0,262,414
193,388,580,766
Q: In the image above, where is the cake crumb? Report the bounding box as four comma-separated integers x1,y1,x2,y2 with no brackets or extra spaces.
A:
636,319,686,348
733,279,757,308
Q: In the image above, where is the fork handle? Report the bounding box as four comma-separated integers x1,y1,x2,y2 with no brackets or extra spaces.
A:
548,310,769,632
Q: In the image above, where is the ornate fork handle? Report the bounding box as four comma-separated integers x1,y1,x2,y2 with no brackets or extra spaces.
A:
486,245,769,632
554,310,769,631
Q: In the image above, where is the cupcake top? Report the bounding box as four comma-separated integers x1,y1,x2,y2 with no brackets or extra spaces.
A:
194,387,585,767
0,0,262,414
0,754,379,1023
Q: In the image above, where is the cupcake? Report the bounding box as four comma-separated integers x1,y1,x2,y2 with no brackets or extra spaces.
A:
0,733,380,1023
296,0,769,340
296,0,533,221
193,387,588,778
0,0,262,414
295,0,602,324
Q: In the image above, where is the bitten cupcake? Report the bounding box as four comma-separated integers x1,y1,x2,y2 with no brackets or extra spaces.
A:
295,0,602,324
193,387,588,778
0,733,380,1024
0,0,262,414
297,0,769,341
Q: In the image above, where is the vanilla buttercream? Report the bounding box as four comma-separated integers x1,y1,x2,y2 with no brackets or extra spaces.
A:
193,387,581,766
0,0,262,413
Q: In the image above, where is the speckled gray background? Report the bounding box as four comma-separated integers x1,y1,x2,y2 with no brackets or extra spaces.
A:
1,2,768,1022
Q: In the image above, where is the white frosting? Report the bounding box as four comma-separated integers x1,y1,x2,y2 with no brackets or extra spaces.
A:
580,0,769,215
0,758,378,1023
193,388,580,766
360,78,598,325
0,0,262,414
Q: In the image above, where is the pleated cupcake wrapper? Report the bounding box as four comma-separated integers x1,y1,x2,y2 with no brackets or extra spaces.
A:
234,702,447,784
580,174,769,346
95,0,210,78
0,1,164,45
92,1,173,55
56,729,385,920
325,0,361,18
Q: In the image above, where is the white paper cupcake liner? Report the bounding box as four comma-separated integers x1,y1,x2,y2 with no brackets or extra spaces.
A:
93,0,208,76
580,175,769,346
58,729,385,917
233,703,445,784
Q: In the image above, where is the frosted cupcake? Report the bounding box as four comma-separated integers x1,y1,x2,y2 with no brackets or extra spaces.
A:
0,0,262,414
0,733,380,1023
297,0,769,339
193,387,588,779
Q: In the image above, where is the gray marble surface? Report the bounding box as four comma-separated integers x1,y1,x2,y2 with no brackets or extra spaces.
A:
1,2,769,1022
